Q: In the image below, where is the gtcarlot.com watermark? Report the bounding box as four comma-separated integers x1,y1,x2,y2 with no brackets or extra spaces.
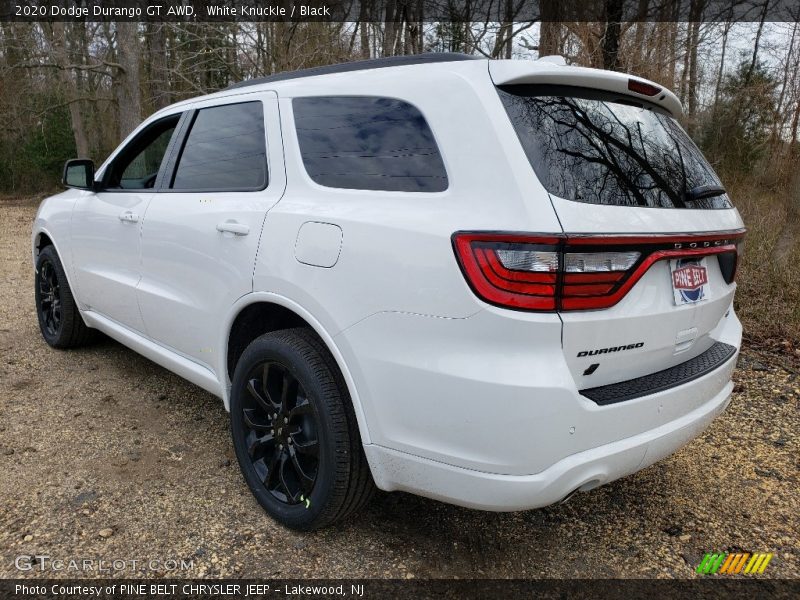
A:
15,554,194,573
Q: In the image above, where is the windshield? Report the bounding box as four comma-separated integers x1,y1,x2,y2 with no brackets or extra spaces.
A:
497,85,732,209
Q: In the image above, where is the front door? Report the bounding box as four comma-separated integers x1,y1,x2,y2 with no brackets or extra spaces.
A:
71,114,182,332
137,92,285,373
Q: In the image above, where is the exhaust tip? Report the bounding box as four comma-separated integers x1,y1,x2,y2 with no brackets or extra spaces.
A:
559,488,581,504
560,479,603,504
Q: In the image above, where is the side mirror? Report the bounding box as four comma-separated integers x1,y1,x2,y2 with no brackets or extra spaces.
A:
63,159,95,190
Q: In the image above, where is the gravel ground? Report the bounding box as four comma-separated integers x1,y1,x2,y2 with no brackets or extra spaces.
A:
1,196,798,579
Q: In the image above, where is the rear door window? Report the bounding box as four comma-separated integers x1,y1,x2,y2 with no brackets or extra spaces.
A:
171,101,267,191
497,85,731,209
293,96,448,192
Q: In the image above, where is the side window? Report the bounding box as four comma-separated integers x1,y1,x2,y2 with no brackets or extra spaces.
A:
105,116,179,190
293,96,448,192
171,101,267,191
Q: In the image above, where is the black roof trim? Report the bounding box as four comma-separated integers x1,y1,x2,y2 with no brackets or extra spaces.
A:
227,53,481,90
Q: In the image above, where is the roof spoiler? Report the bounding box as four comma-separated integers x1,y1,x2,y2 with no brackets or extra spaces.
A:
489,58,682,116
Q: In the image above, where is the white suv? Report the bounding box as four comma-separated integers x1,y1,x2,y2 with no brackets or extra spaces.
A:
32,53,745,530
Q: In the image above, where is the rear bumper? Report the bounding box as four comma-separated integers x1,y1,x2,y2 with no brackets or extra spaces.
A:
364,361,734,511
337,303,741,510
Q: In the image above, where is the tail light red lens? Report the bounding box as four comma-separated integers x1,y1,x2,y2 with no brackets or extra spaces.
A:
453,230,745,312
628,78,662,96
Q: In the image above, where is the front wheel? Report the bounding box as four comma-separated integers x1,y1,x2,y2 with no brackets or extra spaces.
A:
34,245,94,348
230,328,374,530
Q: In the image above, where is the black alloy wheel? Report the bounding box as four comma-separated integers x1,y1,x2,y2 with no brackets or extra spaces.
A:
34,245,94,348
38,258,62,337
230,328,374,530
242,360,320,505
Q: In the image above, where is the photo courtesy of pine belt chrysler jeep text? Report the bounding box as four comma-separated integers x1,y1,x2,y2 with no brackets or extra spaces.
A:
32,53,745,530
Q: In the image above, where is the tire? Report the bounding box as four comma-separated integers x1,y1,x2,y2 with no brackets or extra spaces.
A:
34,245,94,349
230,328,374,530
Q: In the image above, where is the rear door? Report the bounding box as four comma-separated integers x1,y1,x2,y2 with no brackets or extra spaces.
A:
495,83,744,388
137,92,285,373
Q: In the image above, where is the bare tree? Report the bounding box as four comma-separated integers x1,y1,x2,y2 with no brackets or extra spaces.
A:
114,23,142,138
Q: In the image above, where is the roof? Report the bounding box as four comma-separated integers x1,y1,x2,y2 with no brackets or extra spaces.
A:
227,53,481,90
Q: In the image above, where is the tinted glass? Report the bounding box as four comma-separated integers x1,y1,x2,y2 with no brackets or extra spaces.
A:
293,96,448,192
172,102,266,190
498,86,732,209
120,125,176,188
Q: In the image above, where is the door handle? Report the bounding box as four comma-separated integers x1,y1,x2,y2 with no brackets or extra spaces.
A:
119,210,139,223
216,220,250,236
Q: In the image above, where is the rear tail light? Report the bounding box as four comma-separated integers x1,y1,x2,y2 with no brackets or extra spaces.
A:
453,231,745,312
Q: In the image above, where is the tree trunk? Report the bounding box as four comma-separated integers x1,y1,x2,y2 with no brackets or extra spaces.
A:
51,22,89,157
686,9,703,134
631,0,650,74
147,23,169,110
712,21,731,109
744,1,769,87
114,22,142,139
601,0,623,70
384,1,401,56
773,21,798,144
538,0,561,57
358,3,370,59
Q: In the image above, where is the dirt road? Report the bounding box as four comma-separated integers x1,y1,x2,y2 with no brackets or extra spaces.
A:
1,196,797,579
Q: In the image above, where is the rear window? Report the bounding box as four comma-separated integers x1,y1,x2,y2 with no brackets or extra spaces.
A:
293,96,448,192
497,85,732,209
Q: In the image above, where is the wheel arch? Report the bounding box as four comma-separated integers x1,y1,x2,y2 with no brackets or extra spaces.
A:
31,226,85,311
34,231,54,255
221,293,372,445
32,227,60,264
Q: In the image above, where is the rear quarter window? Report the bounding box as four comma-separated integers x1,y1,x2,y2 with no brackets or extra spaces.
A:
292,96,448,193
498,85,732,209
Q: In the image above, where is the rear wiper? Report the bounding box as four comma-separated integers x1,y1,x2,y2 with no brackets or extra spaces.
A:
685,184,727,201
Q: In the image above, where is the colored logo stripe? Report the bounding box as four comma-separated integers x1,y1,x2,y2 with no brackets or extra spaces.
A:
698,552,773,575
744,553,773,574
697,553,726,574
719,553,749,574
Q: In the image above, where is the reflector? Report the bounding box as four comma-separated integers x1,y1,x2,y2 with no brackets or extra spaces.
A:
564,252,640,273
496,249,558,272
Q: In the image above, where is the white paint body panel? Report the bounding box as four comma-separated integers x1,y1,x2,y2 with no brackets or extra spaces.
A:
32,56,745,511
137,92,285,371
70,189,152,331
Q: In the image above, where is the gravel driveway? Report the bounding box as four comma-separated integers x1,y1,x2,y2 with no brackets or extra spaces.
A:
1,196,797,579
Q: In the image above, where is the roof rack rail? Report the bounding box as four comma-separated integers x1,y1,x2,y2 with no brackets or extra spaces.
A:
227,52,481,90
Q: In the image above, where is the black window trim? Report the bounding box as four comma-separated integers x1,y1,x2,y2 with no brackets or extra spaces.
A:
97,112,185,193
292,94,450,194
158,99,270,194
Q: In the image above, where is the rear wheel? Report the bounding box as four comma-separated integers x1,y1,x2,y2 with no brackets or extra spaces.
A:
230,328,374,530
34,245,94,348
